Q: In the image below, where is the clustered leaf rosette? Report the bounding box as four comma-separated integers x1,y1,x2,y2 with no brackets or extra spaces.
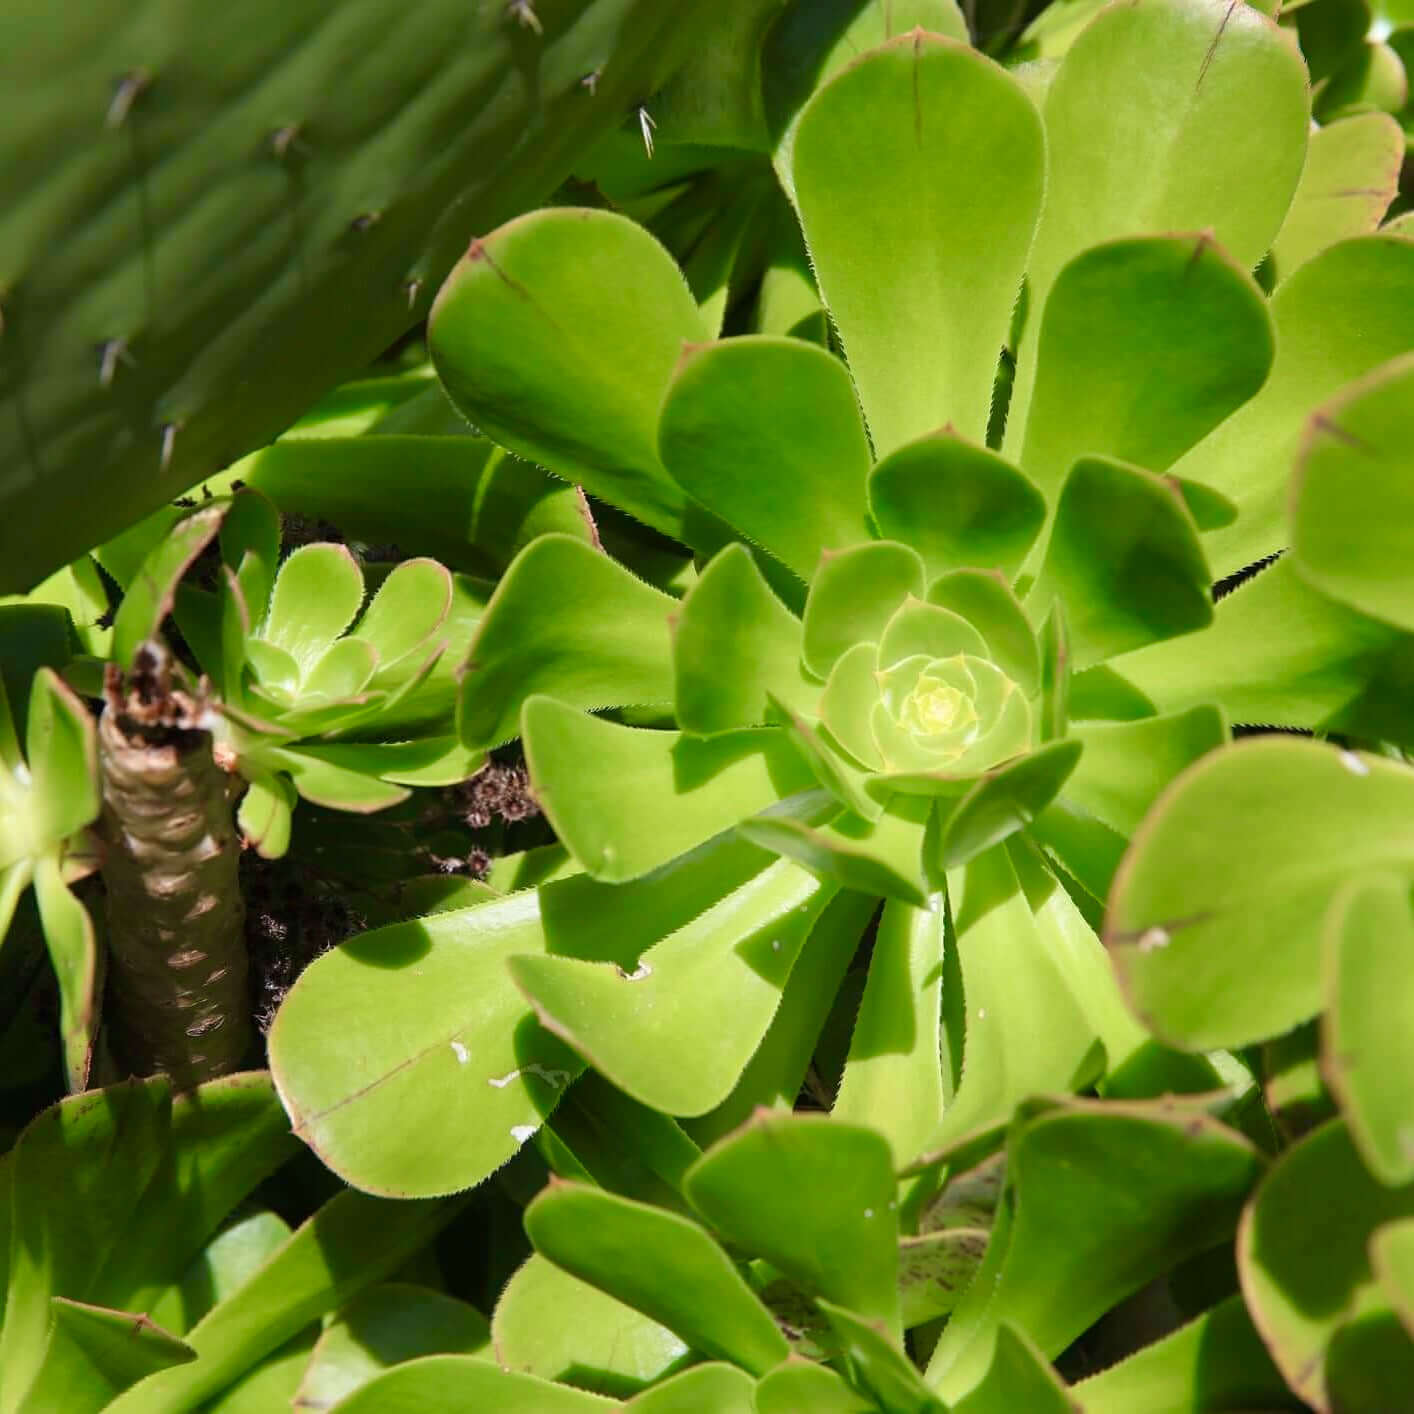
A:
112,488,481,860
272,9,1414,1387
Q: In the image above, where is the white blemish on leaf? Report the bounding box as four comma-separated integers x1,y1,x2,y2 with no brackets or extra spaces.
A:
510,1125,538,1145
1340,750,1370,777
771,939,782,952
617,962,652,981
487,1062,573,1090
863,1208,874,1218
977,1008,986,1020
1138,926,1170,952
450,1040,469,1064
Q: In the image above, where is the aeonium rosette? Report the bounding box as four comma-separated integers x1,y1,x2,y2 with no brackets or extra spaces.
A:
274,0,1347,1202
110,487,483,860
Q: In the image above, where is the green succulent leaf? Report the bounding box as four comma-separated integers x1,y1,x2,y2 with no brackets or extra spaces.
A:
21,1300,195,1414
1073,1291,1295,1413
429,208,707,542
1012,234,1275,499
25,669,98,849
950,1323,1072,1414
818,1300,946,1414
300,637,378,701
510,856,834,1115
922,845,1103,1156
268,748,411,815
1006,0,1308,445
927,571,1040,700
1107,738,1414,1051
1270,112,1405,281
1,1074,296,1406
802,542,927,680
112,504,227,670
523,702,816,883
792,32,1043,453
523,1182,791,1376
1322,874,1414,1186
688,888,876,1147
620,1364,757,1412
754,1358,874,1413
543,1070,702,1217
686,1113,902,1335
148,1207,290,1332
878,600,989,671
244,639,300,699
270,890,586,1197
927,1098,1262,1401
740,798,932,907
1372,1218,1414,1338
295,1284,491,1412
292,737,482,790
31,855,98,1094
1238,1118,1414,1413
1290,353,1414,632
937,740,1083,868
218,490,281,632
672,545,815,734
1063,705,1228,838
657,336,873,578
1178,234,1414,579
1107,553,1403,733
324,1357,613,1412
898,1228,990,1328
459,535,676,750
834,898,947,1168
868,432,1047,582
352,559,453,679
821,642,888,772
774,698,882,821
1032,456,1211,671
492,1255,687,1398
261,544,366,676
235,772,296,861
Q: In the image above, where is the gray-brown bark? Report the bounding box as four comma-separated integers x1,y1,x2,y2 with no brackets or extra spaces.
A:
98,647,249,1088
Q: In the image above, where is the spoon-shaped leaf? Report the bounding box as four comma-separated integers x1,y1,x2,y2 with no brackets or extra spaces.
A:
868,432,1046,582
1005,0,1308,447
834,898,947,1168
459,535,676,750
1322,874,1414,1185
802,542,927,680
510,857,834,1115
1107,738,1414,1050
523,1183,790,1376
429,209,707,542
686,1113,902,1336
492,1255,687,1397
1014,235,1274,500
673,545,815,734
1031,456,1211,671
1238,1118,1414,1413
793,33,1044,453
1178,234,1414,579
658,337,873,578
262,544,365,675
270,890,588,1197
1291,354,1414,632
927,1097,1261,1401
1269,112,1405,281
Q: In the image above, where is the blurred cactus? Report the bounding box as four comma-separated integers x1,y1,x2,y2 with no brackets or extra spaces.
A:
0,0,728,592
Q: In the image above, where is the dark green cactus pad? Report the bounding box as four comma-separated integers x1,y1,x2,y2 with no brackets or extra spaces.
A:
0,0,723,591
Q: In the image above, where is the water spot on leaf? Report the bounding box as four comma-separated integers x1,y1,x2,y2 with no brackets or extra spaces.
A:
450,1040,469,1064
